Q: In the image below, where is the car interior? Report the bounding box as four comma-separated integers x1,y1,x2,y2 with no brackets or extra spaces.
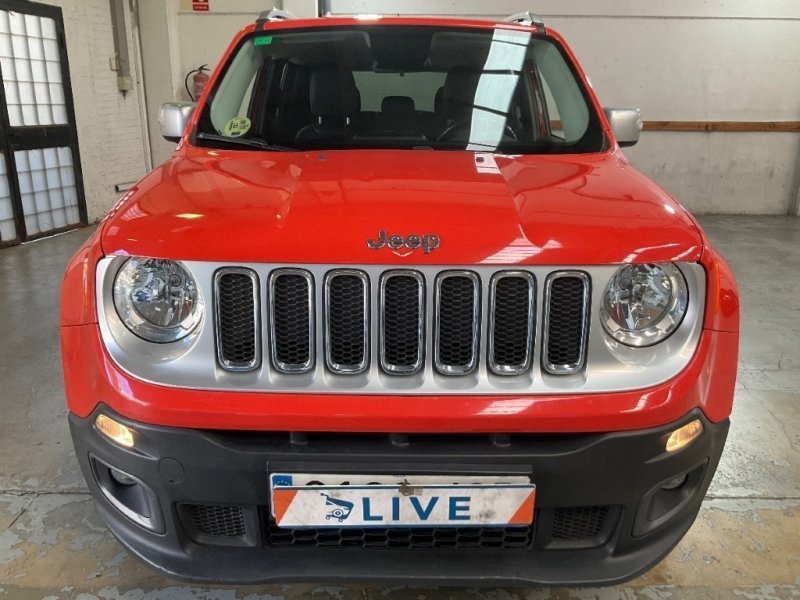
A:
201,27,602,152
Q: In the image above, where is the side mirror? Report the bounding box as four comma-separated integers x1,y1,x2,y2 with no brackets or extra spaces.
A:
158,102,196,143
603,107,643,148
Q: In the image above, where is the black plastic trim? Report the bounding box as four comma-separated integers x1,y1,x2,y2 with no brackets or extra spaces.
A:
69,407,728,586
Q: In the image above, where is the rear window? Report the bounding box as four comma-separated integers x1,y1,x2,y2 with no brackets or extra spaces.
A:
196,25,605,154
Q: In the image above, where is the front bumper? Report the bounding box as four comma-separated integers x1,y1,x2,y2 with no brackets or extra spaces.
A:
70,407,728,586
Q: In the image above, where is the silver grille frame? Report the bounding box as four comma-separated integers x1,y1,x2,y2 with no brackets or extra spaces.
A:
434,270,481,376
96,259,706,395
324,269,370,375
541,271,591,375
213,267,261,372
268,268,315,374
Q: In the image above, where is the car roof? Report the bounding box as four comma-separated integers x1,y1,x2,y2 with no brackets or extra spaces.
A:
244,14,550,36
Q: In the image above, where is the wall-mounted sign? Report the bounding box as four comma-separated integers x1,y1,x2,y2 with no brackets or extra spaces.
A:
192,0,209,12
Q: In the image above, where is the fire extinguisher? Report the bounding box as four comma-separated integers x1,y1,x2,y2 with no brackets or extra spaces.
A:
185,65,210,101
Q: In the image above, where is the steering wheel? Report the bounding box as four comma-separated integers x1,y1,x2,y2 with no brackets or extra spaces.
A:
436,120,518,143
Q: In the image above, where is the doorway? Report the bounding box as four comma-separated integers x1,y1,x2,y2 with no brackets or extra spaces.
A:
0,0,86,248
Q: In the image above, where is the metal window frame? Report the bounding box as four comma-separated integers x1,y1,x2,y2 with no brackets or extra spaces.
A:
213,267,261,372
488,271,536,376
541,271,591,375
434,270,481,376
0,0,88,247
268,268,315,374
379,269,425,375
324,269,370,375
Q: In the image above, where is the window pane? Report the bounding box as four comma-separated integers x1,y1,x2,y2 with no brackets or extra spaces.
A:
15,146,80,235
0,11,67,126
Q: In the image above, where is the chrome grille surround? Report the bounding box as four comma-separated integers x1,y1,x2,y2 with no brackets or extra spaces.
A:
434,270,481,375
488,271,535,376
213,267,260,372
269,268,315,374
97,259,706,395
542,271,591,375
379,270,426,375
324,269,370,375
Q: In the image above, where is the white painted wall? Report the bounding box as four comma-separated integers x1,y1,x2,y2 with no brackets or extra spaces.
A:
330,0,800,214
138,0,183,167
84,0,798,216
174,0,319,101
40,0,149,221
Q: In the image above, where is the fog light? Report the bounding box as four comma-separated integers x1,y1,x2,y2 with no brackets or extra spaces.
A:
660,474,688,491
95,414,136,448
109,467,137,486
666,419,703,453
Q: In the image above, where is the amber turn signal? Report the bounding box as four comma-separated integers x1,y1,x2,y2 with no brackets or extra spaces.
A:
665,419,703,453
95,414,136,448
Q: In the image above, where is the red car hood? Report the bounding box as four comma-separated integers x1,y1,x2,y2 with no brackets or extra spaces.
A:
101,148,702,265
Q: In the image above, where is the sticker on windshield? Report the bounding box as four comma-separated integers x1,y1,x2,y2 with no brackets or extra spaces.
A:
224,116,251,138
254,36,273,46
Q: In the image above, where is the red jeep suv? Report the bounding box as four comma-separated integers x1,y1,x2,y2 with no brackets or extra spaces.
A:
61,10,739,586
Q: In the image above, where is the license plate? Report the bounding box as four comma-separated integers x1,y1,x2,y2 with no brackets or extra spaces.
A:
269,473,535,528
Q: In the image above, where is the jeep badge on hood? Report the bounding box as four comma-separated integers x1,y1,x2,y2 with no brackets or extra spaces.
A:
367,230,440,254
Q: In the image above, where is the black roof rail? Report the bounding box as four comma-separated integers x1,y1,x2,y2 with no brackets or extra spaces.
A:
503,11,545,28
256,7,295,23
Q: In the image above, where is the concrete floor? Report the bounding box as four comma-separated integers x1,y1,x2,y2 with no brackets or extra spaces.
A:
0,215,798,599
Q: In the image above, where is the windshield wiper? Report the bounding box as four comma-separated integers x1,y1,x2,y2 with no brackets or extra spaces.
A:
196,132,297,152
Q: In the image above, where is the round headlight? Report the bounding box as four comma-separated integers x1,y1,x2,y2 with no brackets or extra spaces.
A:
600,263,688,347
113,258,203,343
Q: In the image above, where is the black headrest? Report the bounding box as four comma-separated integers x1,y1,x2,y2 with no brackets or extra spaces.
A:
310,67,359,117
442,70,481,120
381,96,415,114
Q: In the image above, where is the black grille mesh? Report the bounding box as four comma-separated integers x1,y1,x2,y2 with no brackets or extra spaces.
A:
216,272,257,368
545,276,588,370
187,504,246,538
436,275,478,371
551,506,609,541
211,268,592,377
327,274,367,370
266,521,532,550
491,276,533,370
382,275,423,369
272,273,312,369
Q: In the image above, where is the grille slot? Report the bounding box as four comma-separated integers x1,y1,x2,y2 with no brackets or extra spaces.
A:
551,505,610,541
214,269,260,371
186,504,246,538
325,270,369,374
266,521,533,550
543,272,590,375
434,271,480,375
380,271,425,374
269,269,314,373
489,272,535,375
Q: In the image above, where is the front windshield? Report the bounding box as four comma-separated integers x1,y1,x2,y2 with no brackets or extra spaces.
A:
196,25,605,153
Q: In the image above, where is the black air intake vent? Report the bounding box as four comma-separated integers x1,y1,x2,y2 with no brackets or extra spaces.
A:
265,520,533,550
435,272,480,374
269,269,314,373
489,272,535,375
380,271,425,374
214,269,259,371
543,272,590,375
325,270,369,374
187,504,246,537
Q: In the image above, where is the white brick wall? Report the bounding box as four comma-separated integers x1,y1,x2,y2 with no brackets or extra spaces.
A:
40,0,148,222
